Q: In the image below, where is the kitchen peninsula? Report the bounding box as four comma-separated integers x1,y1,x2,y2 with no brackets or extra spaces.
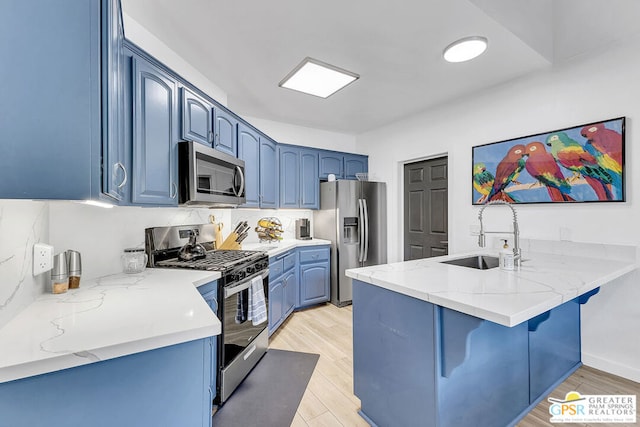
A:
0,269,221,427
346,241,637,427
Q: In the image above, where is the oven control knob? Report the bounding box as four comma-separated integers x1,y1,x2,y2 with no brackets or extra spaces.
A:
247,266,255,274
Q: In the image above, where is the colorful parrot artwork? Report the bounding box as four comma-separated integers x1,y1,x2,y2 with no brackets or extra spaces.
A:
472,163,495,203
545,132,614,201
524,142,575,202
485,144,526,203
580,123,623,199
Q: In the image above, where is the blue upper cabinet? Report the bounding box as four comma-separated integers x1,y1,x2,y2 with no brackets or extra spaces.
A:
131,56,179,206
319,151,345,180
319,151,368,181
279,146,319,209
0,0,118,200
259,136,279,208
344,153,368,179
213,108,238,157
102,0,128,202
279,146,301,208
181,88,214,146
300,149,319,209
238,123,261,207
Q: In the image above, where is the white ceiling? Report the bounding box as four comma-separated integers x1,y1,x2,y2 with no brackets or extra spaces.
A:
121,0,640,134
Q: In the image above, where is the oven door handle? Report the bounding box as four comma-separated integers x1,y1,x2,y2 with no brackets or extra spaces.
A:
224,269,269,299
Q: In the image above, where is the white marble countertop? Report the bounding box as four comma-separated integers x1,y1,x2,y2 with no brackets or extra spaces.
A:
0,268,222,383
346,249,637,327
243,238,331,257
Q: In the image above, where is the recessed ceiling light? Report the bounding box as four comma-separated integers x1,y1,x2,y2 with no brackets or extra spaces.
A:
443,36,488,63
279,57,359,98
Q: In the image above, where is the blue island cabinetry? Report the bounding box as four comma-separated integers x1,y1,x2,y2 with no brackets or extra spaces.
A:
353,280,589,427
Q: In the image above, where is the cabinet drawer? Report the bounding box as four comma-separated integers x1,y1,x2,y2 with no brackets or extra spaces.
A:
270,258,284,279
299,247,329,263
283,252,296,272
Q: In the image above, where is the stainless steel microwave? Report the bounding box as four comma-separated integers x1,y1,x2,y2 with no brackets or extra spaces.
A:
178,141,246,207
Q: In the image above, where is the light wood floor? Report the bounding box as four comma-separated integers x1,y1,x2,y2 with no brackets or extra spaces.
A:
268,303,640,427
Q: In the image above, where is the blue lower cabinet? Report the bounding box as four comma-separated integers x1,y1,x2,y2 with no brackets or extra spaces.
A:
528,298,581,403
297,246,330,308
197,280,219,405
282,270,297,317
0,339,213,427
268,277,284,334
352,279,585,427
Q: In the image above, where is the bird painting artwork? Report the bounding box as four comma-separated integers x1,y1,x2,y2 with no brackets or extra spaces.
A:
485,144,526,203
524,141,575,202
580,123,623,199
545,132,613,201
472,163,494,203
471,117,624,205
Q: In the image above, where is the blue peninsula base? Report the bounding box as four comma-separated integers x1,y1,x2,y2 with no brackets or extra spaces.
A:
352,280,598,427
0,339,214,427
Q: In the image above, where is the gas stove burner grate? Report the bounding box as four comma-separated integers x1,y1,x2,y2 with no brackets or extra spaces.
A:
156,249,264,271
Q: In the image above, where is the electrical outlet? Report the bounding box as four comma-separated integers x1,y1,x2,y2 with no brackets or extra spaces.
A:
33,243,54,276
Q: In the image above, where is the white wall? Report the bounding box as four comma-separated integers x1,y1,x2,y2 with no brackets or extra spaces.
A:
357,36,640,381
0,201,48,329
122,13,228,106
243,116,358,153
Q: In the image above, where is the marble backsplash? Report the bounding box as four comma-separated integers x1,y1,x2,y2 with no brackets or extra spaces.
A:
0,200,49,329
48,202,234,281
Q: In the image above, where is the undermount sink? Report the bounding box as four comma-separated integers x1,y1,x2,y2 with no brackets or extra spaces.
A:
440,255,499,270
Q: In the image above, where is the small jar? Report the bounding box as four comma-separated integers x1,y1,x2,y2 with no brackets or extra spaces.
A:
122,248,148,274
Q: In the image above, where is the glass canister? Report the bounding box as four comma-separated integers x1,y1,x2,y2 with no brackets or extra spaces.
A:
121,248,148,274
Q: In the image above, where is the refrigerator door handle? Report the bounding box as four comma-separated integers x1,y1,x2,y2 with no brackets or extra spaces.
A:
363,198,369,262
358,198,365,263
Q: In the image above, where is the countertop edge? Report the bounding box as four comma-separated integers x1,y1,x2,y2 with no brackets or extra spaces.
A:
346,252,638,327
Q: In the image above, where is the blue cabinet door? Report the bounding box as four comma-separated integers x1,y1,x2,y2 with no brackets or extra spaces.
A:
102,0,128,202
299,263,329,306
319,151,344,180
131,57,179,206
197,281,219,406
528,298,581,403
238,123,260,207
213,108,237,157
259,136,279,208
0,0,102,200
282,270,297,317
344,153,368,180
300,149,319,209
268,278,284,335
279,146,300,208
181,88,213,146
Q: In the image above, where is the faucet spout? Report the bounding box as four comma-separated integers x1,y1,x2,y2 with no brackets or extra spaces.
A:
477,200,521,267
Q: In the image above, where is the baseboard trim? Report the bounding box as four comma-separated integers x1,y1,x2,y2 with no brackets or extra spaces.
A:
582,352,640,382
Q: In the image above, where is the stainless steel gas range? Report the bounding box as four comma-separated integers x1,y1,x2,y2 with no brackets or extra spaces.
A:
145,224,269,405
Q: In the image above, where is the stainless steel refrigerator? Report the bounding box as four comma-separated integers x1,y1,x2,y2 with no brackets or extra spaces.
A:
314,180,387,307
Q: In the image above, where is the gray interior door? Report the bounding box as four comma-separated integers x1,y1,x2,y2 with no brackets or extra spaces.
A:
404,157,448,260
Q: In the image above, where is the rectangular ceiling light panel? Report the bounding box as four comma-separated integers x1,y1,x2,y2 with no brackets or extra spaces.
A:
279,57,359,98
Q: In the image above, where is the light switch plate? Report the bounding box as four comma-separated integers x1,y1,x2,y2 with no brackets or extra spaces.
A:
33,243,54,276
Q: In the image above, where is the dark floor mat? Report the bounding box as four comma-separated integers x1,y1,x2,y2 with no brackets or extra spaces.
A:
213,349,319,427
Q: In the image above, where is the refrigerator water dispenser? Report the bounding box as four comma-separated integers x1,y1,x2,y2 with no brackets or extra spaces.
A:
343,217,359,244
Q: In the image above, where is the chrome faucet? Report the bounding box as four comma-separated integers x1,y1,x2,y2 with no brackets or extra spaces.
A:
478,200,521,267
